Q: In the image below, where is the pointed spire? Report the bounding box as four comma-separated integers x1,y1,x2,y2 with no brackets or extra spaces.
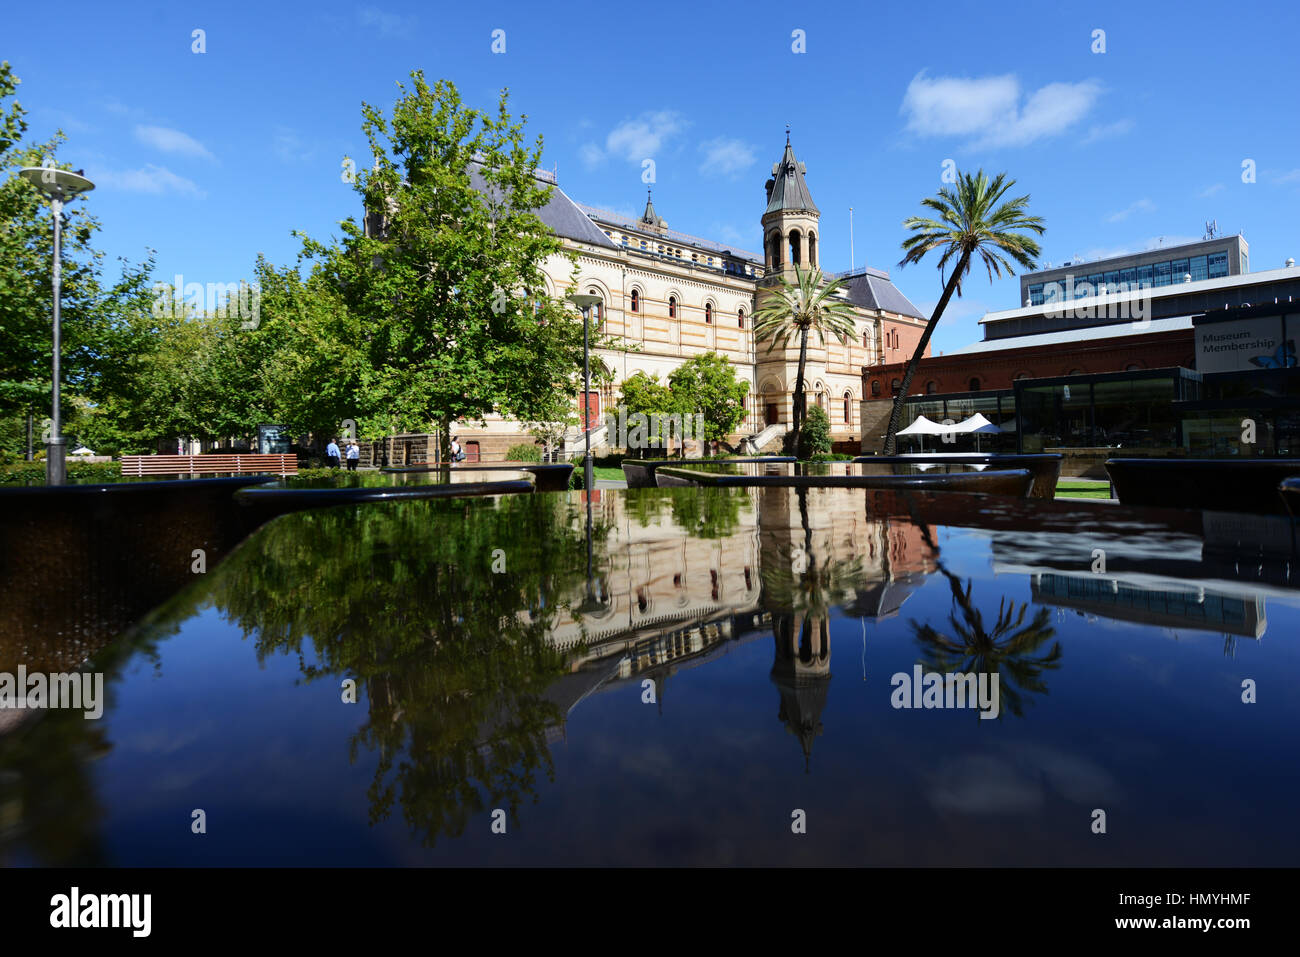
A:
764,134,819,216
640,188,665,229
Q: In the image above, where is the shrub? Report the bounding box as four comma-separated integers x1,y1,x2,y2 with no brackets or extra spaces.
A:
797,406,832,459
809,452,852,462
0,461,123,486
504,442,543,463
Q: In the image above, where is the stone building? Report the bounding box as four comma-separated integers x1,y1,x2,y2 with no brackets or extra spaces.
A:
444,137,928,462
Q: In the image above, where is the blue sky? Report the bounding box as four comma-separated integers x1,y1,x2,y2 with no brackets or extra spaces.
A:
7,0,1298,353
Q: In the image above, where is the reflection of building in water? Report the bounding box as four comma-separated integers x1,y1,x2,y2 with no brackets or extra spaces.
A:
1032,573,1266,639
533,488,939,753
989,523,1284,640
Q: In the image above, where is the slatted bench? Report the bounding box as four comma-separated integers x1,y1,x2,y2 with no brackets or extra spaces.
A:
120,454,298,477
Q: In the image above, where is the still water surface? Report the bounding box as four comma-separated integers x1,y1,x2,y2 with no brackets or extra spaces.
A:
2,486,1296,865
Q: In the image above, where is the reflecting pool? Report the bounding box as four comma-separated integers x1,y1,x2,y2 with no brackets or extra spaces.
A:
2,487,1298,865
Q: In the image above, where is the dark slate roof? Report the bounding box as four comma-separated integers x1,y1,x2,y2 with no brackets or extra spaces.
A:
837,266,927,320
764,139,819,216
578,203,764,263
468,162,618,250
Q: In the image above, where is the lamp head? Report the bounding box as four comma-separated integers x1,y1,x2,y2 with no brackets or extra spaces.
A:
19,167,95,201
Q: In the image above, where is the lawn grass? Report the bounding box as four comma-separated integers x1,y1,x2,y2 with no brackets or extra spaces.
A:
1055,481,1113,500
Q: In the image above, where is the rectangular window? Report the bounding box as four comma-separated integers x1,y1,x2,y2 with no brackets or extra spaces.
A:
1208,252,1228,278
1170,258,1189,282
1190,255,1208,281
1104,270,1120,292
1137,264,1153,287
1153,261,1172,286
1120,267,1137,288
1028,283,1044,306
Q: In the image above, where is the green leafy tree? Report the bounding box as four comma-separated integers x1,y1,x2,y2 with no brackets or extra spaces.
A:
296,73,589,465
883,170,1045,453
0,61,154,456
615,371,682,457
752,266,857,447
798,404,831,459
667,351,748,452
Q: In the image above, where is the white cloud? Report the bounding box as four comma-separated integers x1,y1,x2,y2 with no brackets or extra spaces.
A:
699,137,755,177
134,125,215,160
900,71,1103,149
1081,118,1134,144
577,142,605,168
602,111,685,163
271,127,314,163
1076,235,1201,261
1104,198,1155,223
1198,183,1224,197
358,7,414,36
1272,168,1300,184
90,164,205,197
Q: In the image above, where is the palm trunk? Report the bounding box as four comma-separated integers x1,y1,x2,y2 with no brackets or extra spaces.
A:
792,327,809,450
881,252,970,454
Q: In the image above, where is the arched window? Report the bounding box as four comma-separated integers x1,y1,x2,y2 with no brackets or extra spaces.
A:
738,307,745,328
891,378,901,395
789,229,802,265
705,303,713,324
630,290,639,313
968,377,981,392
925,380,937,394
588,288,603,325
668,296,676,318
808,232,817,267
843,391,852,422
871,380,881,397
863,331,869,348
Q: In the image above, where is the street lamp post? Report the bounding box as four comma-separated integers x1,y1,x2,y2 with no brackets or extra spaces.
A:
18,167,95,486
567,293,602,494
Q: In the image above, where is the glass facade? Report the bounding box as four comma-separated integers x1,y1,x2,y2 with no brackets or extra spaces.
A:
1029,248,1236,302
895,365,1300,458
1013,369,1199,452
896,391,1016,452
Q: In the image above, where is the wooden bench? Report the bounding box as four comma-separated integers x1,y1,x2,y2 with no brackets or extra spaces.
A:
120,454,298,477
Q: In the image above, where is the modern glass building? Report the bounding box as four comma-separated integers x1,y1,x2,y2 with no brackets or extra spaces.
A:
1021,235,1248,306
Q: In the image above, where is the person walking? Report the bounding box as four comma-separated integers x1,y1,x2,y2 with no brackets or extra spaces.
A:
346,440,359,471
326,438,341,469
450,436,464,465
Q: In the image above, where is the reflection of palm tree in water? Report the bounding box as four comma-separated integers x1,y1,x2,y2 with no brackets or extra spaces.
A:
900,493,1061,718
762,488,864,770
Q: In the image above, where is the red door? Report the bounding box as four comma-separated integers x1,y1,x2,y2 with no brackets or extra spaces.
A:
464,441,480,463
579,391,601,430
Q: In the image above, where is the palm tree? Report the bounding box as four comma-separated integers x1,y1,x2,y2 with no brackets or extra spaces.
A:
882,170,1045,454
753,266,858,446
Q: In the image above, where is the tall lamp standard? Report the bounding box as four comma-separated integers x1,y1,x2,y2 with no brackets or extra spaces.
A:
566,292,602,494
18,167,95,486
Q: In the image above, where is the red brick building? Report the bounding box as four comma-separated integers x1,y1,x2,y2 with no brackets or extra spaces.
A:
863,323,1194,398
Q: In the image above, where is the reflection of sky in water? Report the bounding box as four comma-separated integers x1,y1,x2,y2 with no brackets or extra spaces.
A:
4,491,1299,866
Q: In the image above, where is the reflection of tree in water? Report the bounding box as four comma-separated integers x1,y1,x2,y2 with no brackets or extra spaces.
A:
206,493,604,847
622,486,750,541
0,626,171,865
760,488,864,770
901,494,1061,718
